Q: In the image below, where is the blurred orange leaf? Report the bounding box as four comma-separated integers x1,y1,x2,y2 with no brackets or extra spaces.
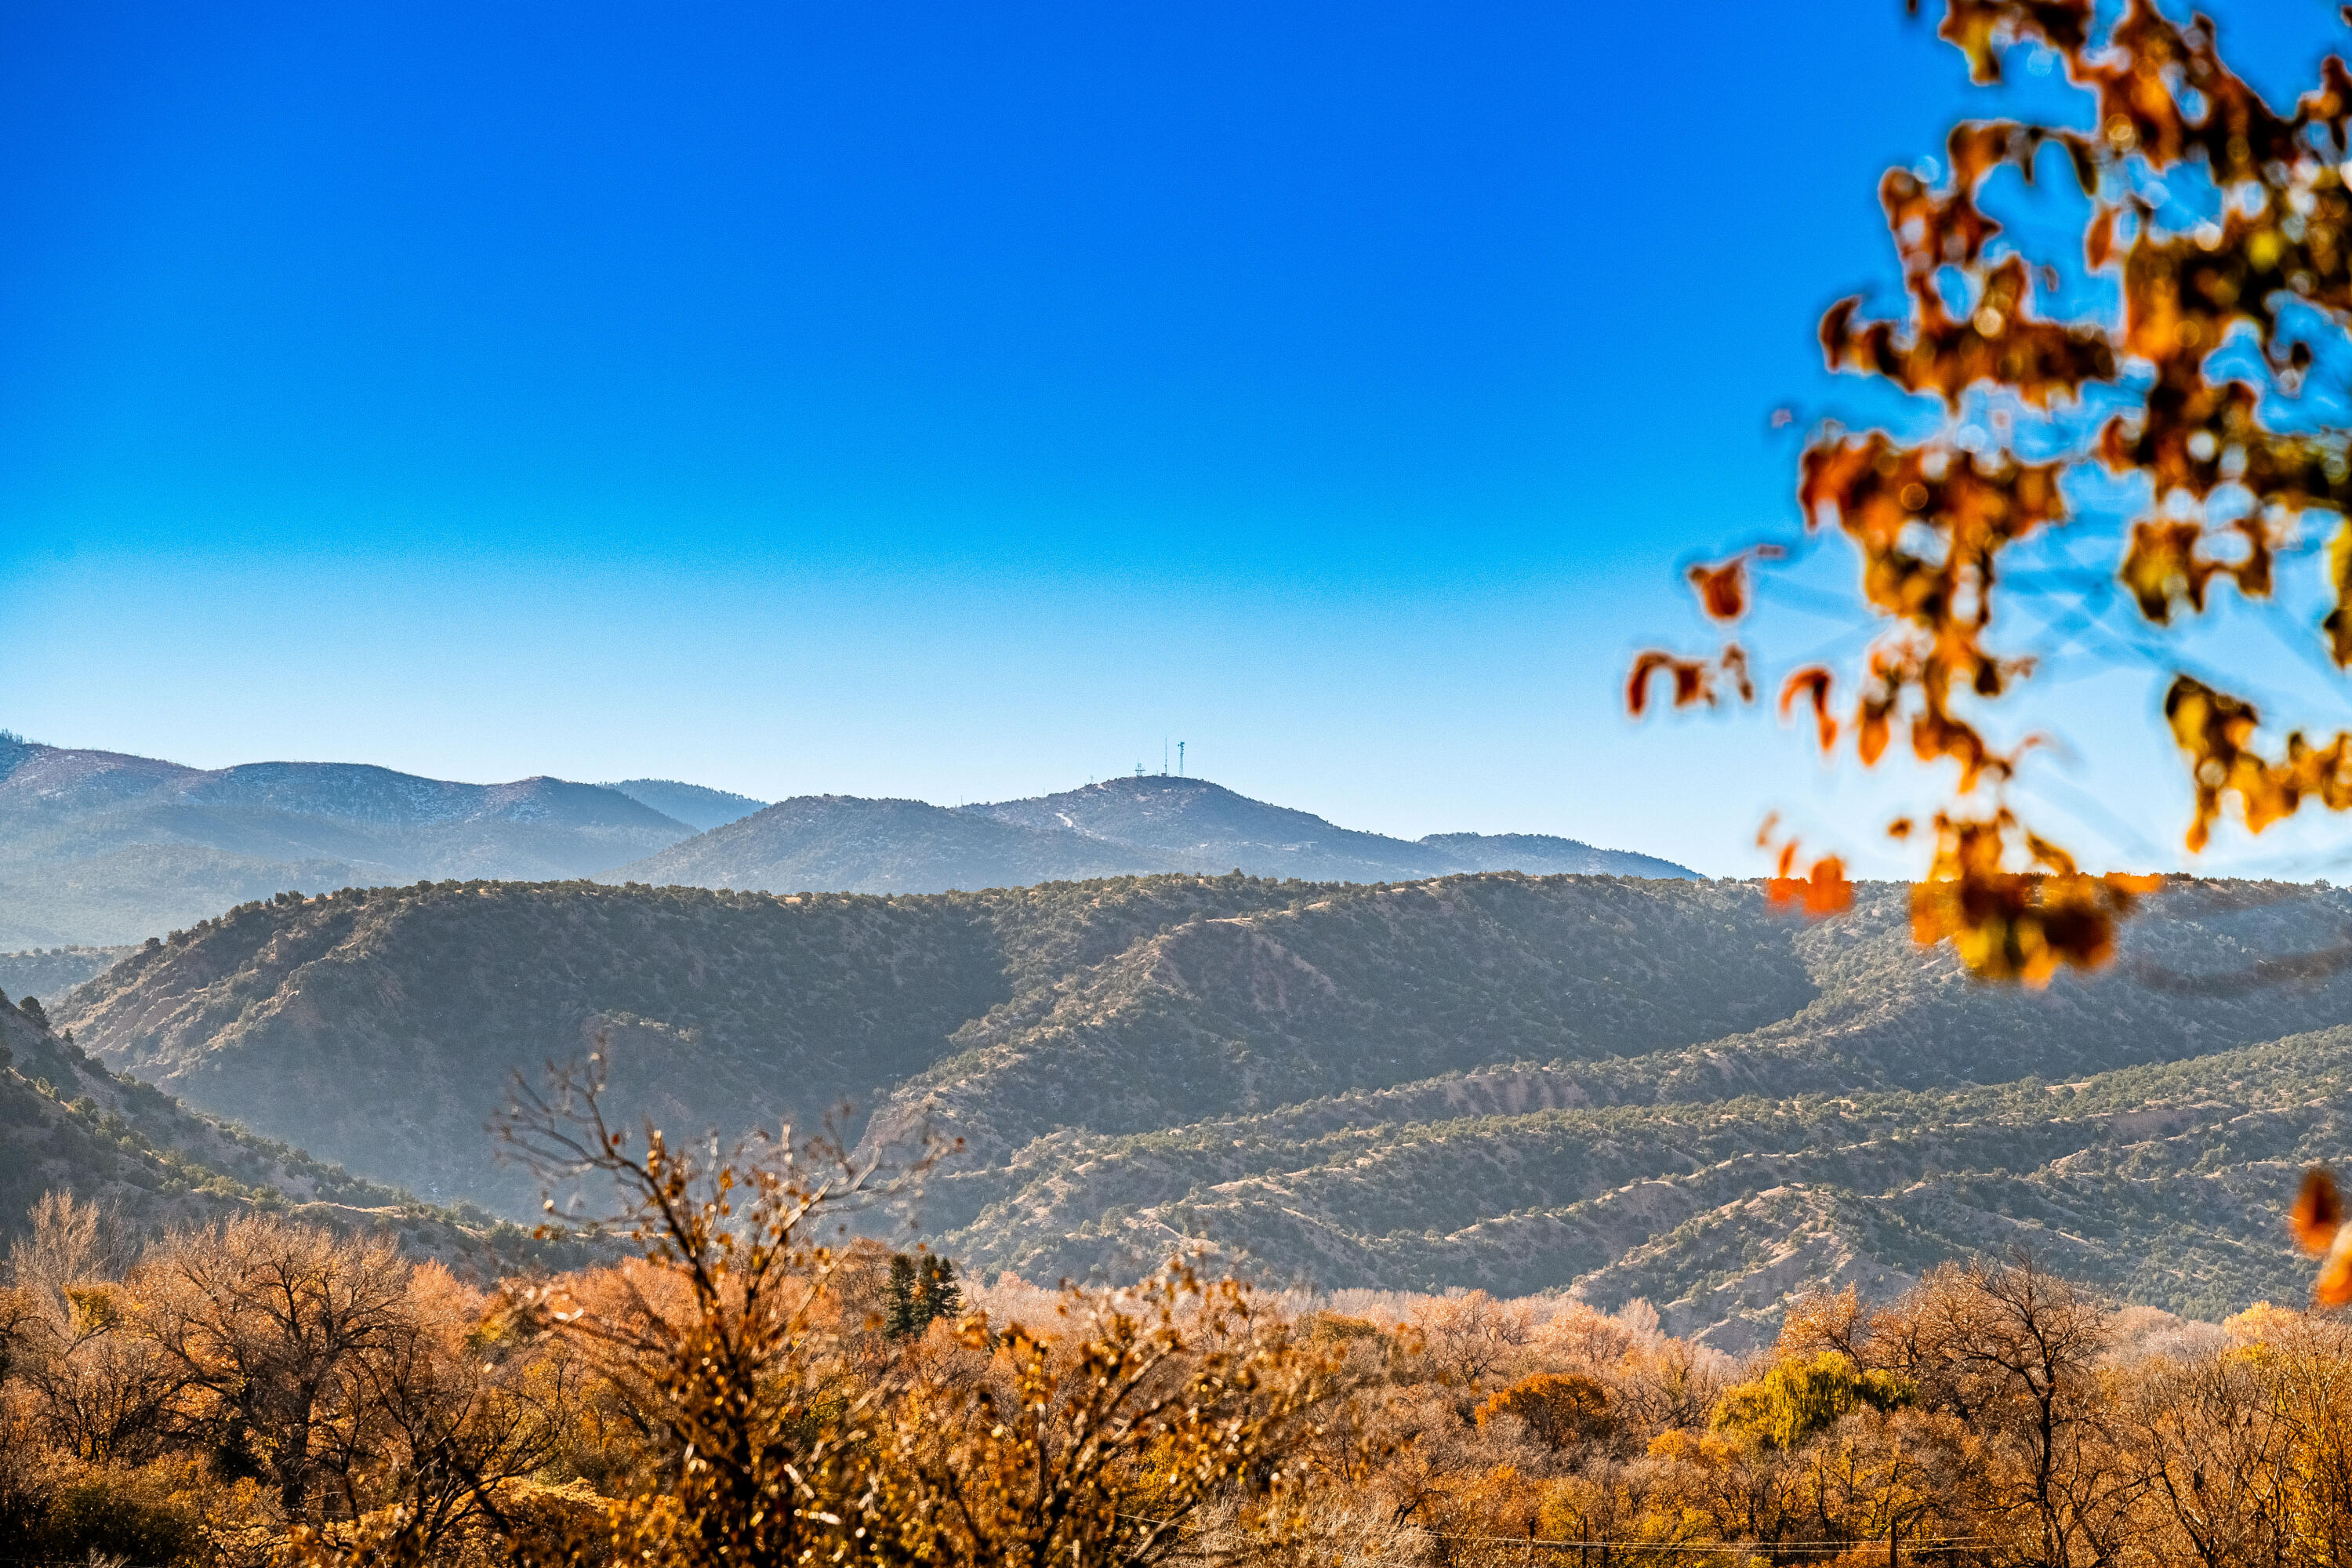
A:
1778,667,1838,751
1686,545,1785,622
2294,1168,2343,1258
1766,855,1854,919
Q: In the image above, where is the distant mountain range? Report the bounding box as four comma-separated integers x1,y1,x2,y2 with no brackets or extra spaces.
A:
608,794,1171,894
0,731,1693,947
0,734,691,946
613,776,1696,895
53,872,2352,1346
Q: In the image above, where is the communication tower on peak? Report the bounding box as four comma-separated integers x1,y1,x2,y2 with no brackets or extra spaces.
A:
1178,741,1185,777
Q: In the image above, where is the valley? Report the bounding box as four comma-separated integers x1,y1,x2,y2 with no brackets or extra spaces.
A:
0,986,550,1276
44,868,2352,1346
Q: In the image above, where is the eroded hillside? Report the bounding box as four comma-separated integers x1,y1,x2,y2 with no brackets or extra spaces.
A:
0,989,549,1272
55,871,2352,1343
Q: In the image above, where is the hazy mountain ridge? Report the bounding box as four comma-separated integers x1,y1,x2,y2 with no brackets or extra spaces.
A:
174,762,682,829
50,869,2352,1342
0,843,369,951
963,777,1698,884
0,732,194,808
0,737,696,946
964,777,1465,882
605,778,769,832
610,794,1178,895
0,735,1695,942
0,740,680,831
619,775,1697,897
0,946,135,1004
1420,831,1698,880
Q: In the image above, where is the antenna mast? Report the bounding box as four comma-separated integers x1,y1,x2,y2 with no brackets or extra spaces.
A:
1178,741,1185,777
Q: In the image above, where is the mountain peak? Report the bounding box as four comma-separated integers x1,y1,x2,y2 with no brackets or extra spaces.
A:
965,776,1461,882
607,792,1172,895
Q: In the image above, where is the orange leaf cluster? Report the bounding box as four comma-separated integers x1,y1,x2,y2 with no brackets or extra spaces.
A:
2163,674,2352,852
2118,515,2264,623
2059,0,2352,653
1766,855,1854,919
1635,0,2352,979
1907,811,2161,985
1933,0,2092,85
1778,666,1838,750
1798,432,2061,792
1822,259,2114,410
1842,2,2352,718
1686,544,1785,622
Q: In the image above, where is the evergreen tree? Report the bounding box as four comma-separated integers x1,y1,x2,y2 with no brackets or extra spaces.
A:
923,1256,964,1324
885,1254,920,1338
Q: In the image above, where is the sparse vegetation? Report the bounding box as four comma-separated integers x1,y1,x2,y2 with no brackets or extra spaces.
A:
49,871,2352,1338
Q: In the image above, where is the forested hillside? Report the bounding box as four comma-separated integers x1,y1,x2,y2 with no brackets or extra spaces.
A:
53,871,2352,1341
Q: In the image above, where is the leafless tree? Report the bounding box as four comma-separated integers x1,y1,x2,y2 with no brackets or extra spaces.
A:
140,1214,413,1519
1896,1253,2135,1567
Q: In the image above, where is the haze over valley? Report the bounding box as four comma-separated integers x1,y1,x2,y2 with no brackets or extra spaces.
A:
6,727,2347,1344
9,724,2350,1349
8,837,2342,1348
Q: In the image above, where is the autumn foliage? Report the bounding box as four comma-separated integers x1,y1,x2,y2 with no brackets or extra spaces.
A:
1635,0,2352,982
17,1144,2352,1568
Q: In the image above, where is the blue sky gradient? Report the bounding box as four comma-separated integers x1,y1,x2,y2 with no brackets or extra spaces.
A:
5,0,2351,875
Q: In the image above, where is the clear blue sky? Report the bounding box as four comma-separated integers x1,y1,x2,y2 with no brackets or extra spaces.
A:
5,0,2349,876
